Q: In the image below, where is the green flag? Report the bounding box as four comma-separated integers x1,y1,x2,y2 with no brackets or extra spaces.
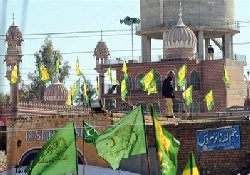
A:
151,105,180,175
177,64,187,87
71,79,80,100
121,74,128,101
95,105,146,169
223,65,230,88
140,69,157,95
83,121,99,144
182,152,200,175
205,90,214,111
25,122,78,175
52,53,60,74
182,85,193,106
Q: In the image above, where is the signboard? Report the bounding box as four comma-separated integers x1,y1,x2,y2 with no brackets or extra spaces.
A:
196,125,241,152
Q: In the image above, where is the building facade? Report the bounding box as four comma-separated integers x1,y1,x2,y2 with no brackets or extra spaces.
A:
97,1,247,114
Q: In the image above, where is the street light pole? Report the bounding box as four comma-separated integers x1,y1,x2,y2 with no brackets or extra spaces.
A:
120,16,140,60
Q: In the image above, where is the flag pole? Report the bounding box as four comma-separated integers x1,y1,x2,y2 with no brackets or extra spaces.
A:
82,121,87,175
141,105,152,175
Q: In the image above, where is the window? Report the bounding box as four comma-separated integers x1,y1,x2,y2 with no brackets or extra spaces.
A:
135,73,145,90
189,70,200,90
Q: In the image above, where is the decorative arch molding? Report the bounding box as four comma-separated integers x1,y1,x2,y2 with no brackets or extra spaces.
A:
189,69,200,90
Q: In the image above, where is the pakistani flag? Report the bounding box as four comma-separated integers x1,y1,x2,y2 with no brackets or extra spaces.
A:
83,121,99,144
25,122,78,175
95,105,146,169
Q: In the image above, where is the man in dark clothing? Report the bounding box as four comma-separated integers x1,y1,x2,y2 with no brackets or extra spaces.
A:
162,71,175,117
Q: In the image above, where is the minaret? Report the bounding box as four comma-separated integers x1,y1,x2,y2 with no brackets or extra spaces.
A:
93,31,110,98
5,14,23,113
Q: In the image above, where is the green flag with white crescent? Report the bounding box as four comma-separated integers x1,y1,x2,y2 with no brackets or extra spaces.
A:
25,122,78,175
83,121,99,144
95,105,146,169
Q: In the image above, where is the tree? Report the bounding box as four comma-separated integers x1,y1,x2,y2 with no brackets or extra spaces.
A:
0,92,10,105
19,38,70,102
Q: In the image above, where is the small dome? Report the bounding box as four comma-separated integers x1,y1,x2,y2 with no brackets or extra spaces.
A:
6,24,23,47
164,2,197,60
44,82,68,104
165,19,197,49
93,40,110,59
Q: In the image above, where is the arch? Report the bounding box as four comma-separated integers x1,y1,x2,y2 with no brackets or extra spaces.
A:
119,74,133,90
135,73,145,90
18,147,84,167
189,70,200,90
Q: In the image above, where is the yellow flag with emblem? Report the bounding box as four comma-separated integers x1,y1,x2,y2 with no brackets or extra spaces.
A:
11,64,19,84
151,105,180,175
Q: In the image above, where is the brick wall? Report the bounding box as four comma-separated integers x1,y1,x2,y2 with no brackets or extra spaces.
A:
154,120,250,175
6,113,250,175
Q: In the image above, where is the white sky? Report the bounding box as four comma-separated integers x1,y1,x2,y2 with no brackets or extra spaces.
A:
0,0,250,93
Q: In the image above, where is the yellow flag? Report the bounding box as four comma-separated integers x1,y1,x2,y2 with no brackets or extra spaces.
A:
122,60,127,74
140,69,157,95
39,64,50,82
76,58,83,76
177,64,187,87
11,64,19,84
205,90,214,111
65,89,72,106
223,65,230,88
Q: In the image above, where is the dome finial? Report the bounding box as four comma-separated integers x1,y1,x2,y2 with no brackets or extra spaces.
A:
176,0,185,27
12,13,15,25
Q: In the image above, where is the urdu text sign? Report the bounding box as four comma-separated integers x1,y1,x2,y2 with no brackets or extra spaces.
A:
196,125,241,152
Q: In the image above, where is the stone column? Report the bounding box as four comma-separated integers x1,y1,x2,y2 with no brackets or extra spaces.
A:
99,73,105,98
163,31,167,59
222,33,233,59
141,35,151,63
197,31,204,60
205,38,210,60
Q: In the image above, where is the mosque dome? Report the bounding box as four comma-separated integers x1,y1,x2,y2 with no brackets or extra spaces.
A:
165,20,197,49
164,2,197,60
44,77,68,105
